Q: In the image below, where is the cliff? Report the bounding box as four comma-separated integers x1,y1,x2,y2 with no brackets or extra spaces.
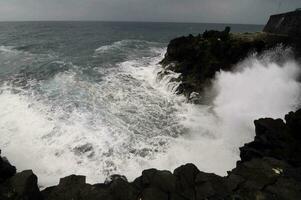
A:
160,28,301,99
1,109,301,200
263,10,301,37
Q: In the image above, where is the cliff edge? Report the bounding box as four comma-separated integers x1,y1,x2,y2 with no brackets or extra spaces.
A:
159,10,301,98
263,10,301,37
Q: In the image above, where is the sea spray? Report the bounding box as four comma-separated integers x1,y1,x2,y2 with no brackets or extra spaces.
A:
1,41,300,187
120,48,301,176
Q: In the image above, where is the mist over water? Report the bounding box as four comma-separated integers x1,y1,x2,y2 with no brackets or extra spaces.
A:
0,22,300,187
150,49,301,174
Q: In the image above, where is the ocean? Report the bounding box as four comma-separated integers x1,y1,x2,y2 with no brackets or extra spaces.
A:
1,21,300,187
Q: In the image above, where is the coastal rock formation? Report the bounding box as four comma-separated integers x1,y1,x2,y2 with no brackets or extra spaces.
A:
159,28,301,99
1,108,301,200
263,10,301,37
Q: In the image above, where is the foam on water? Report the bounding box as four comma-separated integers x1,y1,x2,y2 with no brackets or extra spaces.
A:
0,41,300,187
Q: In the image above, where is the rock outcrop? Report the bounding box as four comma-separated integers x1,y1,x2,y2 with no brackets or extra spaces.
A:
159,27,301,99
263,10,301,37
1,109,301,200
0,151,16,184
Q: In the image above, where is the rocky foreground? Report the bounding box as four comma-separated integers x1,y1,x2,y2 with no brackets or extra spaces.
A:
0,109,301,200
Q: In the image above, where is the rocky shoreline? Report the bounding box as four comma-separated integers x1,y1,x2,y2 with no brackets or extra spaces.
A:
1,109,301,200
1,11,301,200
159,29,301,100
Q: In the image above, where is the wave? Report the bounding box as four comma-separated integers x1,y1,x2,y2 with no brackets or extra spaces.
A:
0,48,183,186
0,45,21,54
158,50,301,173
95,40,161,53
124,47,301,174
0,46,300,188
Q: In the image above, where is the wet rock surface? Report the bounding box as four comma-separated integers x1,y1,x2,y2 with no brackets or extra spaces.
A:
0,169,43,200
0,151,16,184
1,109,301,200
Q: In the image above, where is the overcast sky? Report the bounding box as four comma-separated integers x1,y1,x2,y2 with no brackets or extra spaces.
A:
0,0,300,24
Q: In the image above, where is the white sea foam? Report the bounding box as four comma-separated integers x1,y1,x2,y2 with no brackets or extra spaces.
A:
0,46,18,54
95,40,161,54
0,45,300,187
144,56,301,174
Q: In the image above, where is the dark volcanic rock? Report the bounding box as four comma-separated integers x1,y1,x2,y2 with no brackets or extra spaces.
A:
42,175,112,200
0,151,16,183
240,109,301,167
0,170,43,200
195,172,229,199
42,174,139,200
173,163,199,198
160,28,301,98
263,10,301,37
226,157,301,200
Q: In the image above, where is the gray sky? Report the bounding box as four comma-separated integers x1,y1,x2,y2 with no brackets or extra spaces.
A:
0,0,300,24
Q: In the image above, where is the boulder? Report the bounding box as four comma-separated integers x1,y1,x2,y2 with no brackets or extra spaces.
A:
139,168,177,193
226,157,301,200
240,109,301,167
107,175,138,200
42,175,111,200
173,163,200,199
0,170,43,200
195,172,229,199
42,174,138,200
0,150,16,183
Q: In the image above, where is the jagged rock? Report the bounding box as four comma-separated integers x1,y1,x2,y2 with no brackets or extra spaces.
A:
226,157,301,200
240,109,301,167
42,174,138,200
0,151,16,183
173,163,199,199
203,26,231,40
139,169,177,193
42,175,112,200
108,175,138,200
59,174,86,186
195,172,229,199
0,170,43,200
105,174,128,184
160,28,301,98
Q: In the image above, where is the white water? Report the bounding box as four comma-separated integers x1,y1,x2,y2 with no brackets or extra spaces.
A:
0,45,300,187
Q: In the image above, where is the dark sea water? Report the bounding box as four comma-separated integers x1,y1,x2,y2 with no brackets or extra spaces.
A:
2,22,300,186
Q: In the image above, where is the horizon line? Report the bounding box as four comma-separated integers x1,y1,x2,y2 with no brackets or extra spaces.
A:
0,19,264,26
